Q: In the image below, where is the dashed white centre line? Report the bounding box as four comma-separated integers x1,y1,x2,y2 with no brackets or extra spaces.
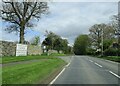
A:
94,62,102,68
109,71,120,79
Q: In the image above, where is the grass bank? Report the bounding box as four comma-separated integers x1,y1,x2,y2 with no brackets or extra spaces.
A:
1,55,55,64
97,56,120,63
1,53,68,64
2,57,66,84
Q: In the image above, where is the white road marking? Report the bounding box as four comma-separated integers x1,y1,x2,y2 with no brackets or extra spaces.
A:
50,68,66,84
66,57,72,67
66,62,70,67
94,62,102,68
50,57,73,84
89,60,93,62
109,71,120,79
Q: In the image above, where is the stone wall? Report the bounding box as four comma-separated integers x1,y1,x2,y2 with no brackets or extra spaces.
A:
0,41,16,56
27,45,42,55
0,41,43,56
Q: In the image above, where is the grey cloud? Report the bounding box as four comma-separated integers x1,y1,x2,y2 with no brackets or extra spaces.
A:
2,2,118,44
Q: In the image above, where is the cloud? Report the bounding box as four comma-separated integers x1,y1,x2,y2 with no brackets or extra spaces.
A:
2,2,118,44
35,2,118,43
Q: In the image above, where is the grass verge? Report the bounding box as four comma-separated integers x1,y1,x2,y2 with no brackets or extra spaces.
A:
50,53,66,56
97,56,120,63
2,55,56,64
2,57,66,84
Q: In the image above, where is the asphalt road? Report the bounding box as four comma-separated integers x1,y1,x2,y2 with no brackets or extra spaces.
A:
52,56,120,85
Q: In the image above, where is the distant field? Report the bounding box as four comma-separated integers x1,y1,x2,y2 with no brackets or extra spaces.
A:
2,57,66,84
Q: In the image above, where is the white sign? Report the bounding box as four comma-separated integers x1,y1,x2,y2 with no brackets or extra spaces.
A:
16,44,27,56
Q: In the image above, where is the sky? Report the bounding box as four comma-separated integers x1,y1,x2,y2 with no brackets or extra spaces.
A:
1,1,118,45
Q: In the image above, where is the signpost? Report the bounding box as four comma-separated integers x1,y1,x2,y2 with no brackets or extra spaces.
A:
16,44,27,56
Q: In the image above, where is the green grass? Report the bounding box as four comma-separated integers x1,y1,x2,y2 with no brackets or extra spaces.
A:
2,57,66,84
50,53,66,56
2,55,55,64
0,57,1,64
1,53,68,64
0,57,2,85
97,56,120,62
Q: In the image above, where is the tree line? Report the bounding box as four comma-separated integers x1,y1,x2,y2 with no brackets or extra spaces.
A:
74,15,120,56
1,1,73,54
42,31,72,54
1,1,120,55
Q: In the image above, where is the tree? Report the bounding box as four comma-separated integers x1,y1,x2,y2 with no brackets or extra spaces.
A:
89,23,115,52
53,37,63,53
103,39,114,51
61,39,68,54
44,31,59,50
110,15,120,46
31,36,40,45
73,35,89,55
42,37,52,53
1,1,48,44
42,31,69,54
42,31,59,53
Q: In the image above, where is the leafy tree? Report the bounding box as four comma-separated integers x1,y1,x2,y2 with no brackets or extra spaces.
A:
42,31,69,54
53,37,63,53
31,36,40,45
73,35,89,55
89,23,115,51
103,39,114,51
110,15,120,47
42,37,52,53
67,46,73,54
44,31,59,49
1,1,48,44
61,39,68,54
42,31,60,53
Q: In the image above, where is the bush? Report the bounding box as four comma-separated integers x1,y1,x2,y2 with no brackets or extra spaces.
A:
86,48,96,55
118,48,120,56
104,48,117,56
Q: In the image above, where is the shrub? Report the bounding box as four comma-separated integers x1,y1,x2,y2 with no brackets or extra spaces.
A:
104,48,117,56
118,48,120,56
86,48,96,55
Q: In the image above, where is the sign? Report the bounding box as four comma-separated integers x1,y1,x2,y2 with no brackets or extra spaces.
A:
16,44,27,56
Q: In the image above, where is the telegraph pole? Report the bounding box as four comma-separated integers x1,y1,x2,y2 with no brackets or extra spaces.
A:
101,28,104,56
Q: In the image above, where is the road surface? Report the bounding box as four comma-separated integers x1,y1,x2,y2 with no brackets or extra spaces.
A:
52,56,119,85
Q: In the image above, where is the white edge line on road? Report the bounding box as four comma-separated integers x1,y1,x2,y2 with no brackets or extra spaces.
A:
66,62,70,67
94,62,102,68
50,57,72,84
50,67,66,84
89,60,93,62
109,71,120,79
66,59,72,67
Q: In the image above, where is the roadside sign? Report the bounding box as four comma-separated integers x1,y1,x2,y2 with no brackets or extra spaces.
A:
16,44,27,56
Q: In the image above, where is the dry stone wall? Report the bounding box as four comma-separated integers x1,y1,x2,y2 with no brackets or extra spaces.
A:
27,45,42,55
0,41,16,56
0,41,43,56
